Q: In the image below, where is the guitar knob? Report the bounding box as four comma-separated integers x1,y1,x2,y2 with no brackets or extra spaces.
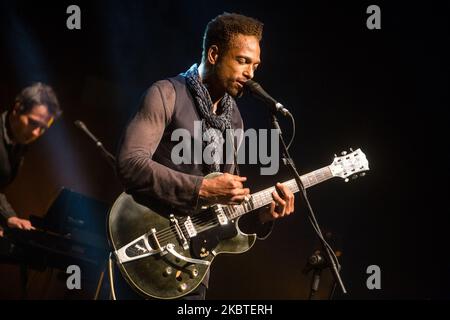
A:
200,247,209,257
345,178,349,183
360,172,366,177
341,151,347,156
189,268,199,278
352,175,358,180
163,267,173,277
350,148,354,152
178,283,188,292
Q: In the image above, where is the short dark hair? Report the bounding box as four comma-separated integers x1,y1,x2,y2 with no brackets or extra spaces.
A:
14,82,62,118
202,12,263,61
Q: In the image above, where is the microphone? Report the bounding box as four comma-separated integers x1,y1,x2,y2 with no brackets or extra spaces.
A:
74,120,101,146
245,80,290,116
74,120,116,167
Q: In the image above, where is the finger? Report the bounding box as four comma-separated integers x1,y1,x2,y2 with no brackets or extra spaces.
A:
231,188,250,197
269,201,279,219
276,183,289,213
289,192,295,214
282,189,293,214
231,181,244,189
230,194,249,204
272,190,286,208
276,183,286,195
272,191,286,217
277,204,286,217
232,175,247,182
24,222,33,230
231,189,251,203
277,183,294,214
276,183,290,198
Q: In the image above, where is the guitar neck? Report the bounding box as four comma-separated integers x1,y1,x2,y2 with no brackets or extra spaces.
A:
223,165,333,220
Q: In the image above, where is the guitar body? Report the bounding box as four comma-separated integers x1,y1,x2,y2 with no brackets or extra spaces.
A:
108,174,256,299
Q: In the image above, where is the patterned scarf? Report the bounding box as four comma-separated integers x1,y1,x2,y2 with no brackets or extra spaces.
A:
184,64,235,174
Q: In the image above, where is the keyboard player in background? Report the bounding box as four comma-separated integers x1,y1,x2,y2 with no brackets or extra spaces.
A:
0,83,62,237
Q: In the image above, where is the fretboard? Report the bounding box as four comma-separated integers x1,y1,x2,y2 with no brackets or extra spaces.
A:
221,165,333,220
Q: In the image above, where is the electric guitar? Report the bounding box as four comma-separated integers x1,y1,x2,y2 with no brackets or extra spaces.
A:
108,148,369,299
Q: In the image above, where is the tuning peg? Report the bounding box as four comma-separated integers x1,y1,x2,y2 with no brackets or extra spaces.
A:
341,151,347,156
345,178,349,183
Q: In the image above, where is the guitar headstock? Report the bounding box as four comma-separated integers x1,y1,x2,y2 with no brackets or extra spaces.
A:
329,148,369,182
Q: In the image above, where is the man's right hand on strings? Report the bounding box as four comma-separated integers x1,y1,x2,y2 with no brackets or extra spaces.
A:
199,173,250,205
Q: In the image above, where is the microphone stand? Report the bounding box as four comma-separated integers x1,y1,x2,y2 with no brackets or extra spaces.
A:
74,120,116,300
303,250,327,300
270,112,347,297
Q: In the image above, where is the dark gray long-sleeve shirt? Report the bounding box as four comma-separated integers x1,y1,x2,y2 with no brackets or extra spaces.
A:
117,79,205,212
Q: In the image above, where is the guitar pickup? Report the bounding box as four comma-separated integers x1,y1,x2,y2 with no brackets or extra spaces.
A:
217,213,228,225
213,205,229,225
184,216,197,237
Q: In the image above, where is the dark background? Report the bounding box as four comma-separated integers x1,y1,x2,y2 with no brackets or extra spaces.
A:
0,0,448,299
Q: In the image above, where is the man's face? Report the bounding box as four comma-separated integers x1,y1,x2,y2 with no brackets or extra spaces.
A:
214,34,261,97
10,104,54,144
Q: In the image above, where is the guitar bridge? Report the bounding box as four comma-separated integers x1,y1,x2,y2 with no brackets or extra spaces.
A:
169,214,189,250
149,228,167,256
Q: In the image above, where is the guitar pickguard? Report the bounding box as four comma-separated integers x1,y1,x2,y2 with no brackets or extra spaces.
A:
190,221,238,258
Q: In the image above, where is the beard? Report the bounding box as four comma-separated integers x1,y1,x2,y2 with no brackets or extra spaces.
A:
226,81,244,98
235,87,244,98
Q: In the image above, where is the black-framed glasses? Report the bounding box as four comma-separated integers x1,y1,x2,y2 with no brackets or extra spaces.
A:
27,116,51,131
